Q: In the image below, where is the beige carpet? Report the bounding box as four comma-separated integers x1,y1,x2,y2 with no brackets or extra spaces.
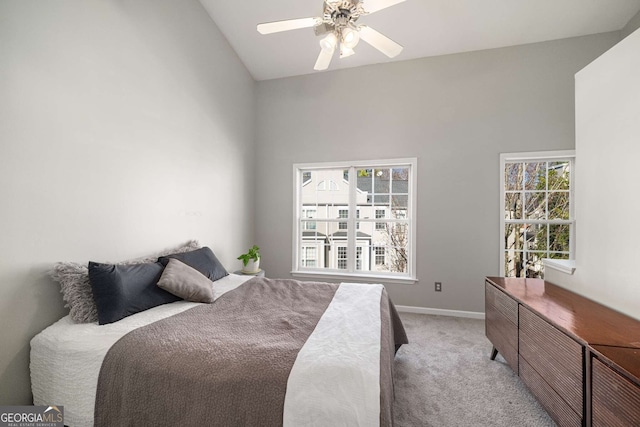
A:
393,313,556,427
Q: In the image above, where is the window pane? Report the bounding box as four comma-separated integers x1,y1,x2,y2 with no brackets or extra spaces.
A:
504,223,523,252
505,192,522,220
391,195,408,209
372,194,390,206
524,252,545,279
529,223,548,251
548,162,570,191
301,207,317,230
549,224,570,252
300,221,335,270
301,246,317,268
391,168,409,193
525,192,546,220
300,169,349,209
373,169,390,193
505,163,523,191
548,191,570,220
387,246,408,273
376,221,409,273
524,162,545,190
504,251,523,277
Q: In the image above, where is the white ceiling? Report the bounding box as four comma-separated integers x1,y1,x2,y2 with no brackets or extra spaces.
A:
199,0,640,81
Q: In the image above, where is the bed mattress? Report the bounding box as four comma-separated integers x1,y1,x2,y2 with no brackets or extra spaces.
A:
30,274,252,427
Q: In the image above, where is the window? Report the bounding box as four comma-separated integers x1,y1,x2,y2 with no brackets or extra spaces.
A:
337,246,347,270
338,209,348,230
374,247,386,266
356,246,363,270
500,151,575,278
301,246,317,267
293,158,417,282
375,209,385,230
301,208,316,230
338,209,360,230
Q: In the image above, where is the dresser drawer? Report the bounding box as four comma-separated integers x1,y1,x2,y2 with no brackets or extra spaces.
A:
592,357,640,427
519,306,583,415
485,282,518,325
486,302,518,372
519,356,582,427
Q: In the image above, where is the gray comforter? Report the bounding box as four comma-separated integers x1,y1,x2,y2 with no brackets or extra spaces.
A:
94,277,407,426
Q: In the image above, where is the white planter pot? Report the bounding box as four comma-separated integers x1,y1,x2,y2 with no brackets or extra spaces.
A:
242,258,260,274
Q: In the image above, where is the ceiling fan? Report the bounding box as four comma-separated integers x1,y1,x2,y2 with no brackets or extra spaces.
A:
257,0,406,71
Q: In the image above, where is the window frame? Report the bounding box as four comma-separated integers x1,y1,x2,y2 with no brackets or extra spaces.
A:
499,150,576,277
292,158,418,284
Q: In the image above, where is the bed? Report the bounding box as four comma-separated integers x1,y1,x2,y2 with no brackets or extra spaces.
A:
31,272,407,426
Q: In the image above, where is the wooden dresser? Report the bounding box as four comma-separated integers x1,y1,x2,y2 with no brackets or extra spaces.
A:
485,277,640,427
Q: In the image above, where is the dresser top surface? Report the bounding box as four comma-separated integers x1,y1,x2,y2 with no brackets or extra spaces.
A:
591,345,640,384
486,277,640,349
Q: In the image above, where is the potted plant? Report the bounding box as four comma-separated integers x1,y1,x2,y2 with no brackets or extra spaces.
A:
238,245,260,274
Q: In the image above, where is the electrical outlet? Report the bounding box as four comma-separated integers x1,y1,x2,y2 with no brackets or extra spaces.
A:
435,282,442,292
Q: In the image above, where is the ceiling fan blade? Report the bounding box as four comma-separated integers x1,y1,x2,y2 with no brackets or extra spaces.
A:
358,25,403,58
314,48,334,71
257,17,320,35
363,0,406,14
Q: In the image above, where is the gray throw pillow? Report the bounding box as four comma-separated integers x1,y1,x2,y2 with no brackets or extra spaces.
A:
157,258,214,303
158,247,228,282
50,240,200,323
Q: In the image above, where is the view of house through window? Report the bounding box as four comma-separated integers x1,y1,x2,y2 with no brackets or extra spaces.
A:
501,152,575,278
294,159,416,280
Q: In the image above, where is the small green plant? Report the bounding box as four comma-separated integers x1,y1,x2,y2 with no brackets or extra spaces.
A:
237,245,260,267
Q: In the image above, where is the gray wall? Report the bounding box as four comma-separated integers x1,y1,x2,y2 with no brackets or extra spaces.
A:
0,0,255,404
255,32,621,314
622,8,640,38
545,28,640,320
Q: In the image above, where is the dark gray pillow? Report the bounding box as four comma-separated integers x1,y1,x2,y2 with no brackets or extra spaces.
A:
88,261,181,325
50,240,200,323
157,258,214,303
158,247,228,282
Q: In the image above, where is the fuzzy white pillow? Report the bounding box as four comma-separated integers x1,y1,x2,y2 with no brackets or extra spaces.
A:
50,240,200,323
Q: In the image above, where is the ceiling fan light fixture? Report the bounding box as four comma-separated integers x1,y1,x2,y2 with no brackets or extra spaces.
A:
319,32,338,52
341,27,360,48
340,46,356,58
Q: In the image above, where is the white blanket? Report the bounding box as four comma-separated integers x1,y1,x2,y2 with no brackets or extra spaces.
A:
283,283,383,427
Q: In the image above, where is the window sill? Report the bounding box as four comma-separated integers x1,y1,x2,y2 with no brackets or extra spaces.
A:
543,259,576,275
291,270,418,285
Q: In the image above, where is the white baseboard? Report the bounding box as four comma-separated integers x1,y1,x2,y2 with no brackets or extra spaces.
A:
396,305,485,320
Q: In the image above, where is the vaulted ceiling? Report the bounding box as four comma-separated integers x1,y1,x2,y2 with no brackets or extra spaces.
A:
200,0,640,81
